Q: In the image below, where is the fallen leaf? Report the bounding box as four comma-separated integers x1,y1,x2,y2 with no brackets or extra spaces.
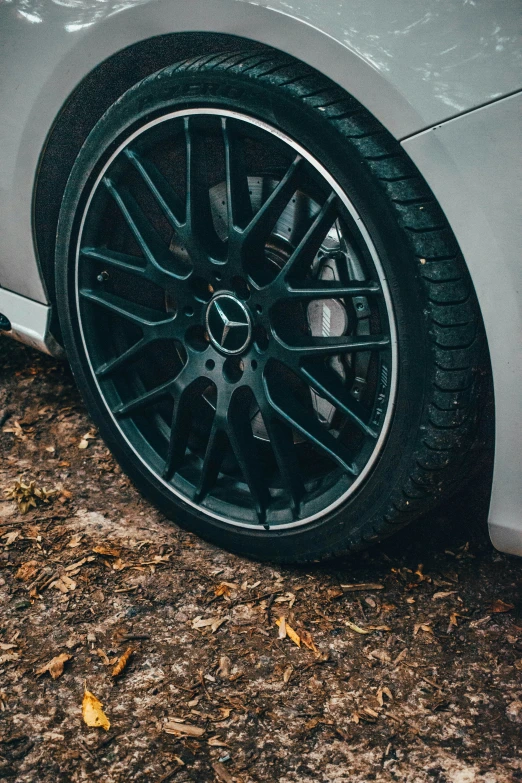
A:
0,653,20,665
82,690,110,731
491,599,514,614
275,617,300,647
2,530,20,546
50,575,76,593
369,649,391,663
300,629,318,653
164,720,205,737
112,647,134,678
413,623,433,636
283,665,293,683
340,583,384,592
327,587,344,600
96,649,110,666
346,621,370,635
4,480,58,514
78,432,96,449
377,686,393,706
92,544,121,558
432,591,456,600
15,560,39,582
217,656,231,679
207,735,228,747
214,582,236,598
36,653,71,680
212,761,234,783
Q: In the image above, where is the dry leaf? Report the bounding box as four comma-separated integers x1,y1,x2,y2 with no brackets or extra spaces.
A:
340,583,384,592
275,617,301,647
217,656,231,679
2,530,20,547
15,560,39,582
346,621,370,635
299,629,318,653
36,653,71,680
92,544,121,557
4,480,58,514
212,762,234,783
432,591,456,600
82,690,110,731
214,582,236,598
490,599,514,613
78,432,96,449
0,653,20,665
112,647,134,677
96,649,110,666
377,686,393,706
413,623,433,636
50,575,76,593
207,735,228,747
164,720,205,737
369,649,391,663
327,587,344,600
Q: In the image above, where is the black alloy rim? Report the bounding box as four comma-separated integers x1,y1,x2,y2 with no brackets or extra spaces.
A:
75,110,396,529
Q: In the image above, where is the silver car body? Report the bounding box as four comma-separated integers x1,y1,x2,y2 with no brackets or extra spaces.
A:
1,0,521,553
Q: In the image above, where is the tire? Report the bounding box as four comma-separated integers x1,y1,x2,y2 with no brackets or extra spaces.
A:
55,50,486,563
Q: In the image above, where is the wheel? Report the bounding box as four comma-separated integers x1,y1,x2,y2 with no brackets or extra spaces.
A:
56,50,484,563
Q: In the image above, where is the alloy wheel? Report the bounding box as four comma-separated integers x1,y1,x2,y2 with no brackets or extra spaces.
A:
75,110,397,529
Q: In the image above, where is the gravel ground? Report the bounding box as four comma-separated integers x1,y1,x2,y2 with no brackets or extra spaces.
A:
0,335,521,783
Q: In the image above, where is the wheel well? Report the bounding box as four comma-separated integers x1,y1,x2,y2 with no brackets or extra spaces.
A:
34,32,268,311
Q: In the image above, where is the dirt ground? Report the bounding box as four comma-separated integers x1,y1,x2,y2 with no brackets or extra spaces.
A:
0,335,521,783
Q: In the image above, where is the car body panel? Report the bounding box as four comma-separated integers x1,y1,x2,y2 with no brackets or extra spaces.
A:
1,0,521,302
0,0,521,553
0,288,57,356
403,91,522,557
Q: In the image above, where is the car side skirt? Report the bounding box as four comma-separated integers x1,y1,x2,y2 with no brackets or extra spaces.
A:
0,288,63,358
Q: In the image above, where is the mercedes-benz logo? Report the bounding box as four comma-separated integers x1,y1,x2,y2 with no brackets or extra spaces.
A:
205,293,252,355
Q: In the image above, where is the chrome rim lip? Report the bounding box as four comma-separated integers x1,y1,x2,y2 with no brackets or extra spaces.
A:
74,107,398,531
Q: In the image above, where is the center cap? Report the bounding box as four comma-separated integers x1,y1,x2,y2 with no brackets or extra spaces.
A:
206,293,252,355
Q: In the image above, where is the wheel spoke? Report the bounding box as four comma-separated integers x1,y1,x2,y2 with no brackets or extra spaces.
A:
81,247,148,279
163,386,195,480
195,421,228,502
299,363,377,437
276,333,390,359
79,289,174,330
241,155,305,252
261,409,304,514
280,193,338,282
124,148,184,231
227,393,271,523
95,337,149,378
222,118,253,232
113,376,175,417
184,116,225,259
264,375,358,476
285,280,380,300
104,178,181,270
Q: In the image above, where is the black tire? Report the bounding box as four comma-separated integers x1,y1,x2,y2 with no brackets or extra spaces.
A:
56,50,486,563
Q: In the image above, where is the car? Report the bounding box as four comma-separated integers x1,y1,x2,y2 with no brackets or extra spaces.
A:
1,0,520,563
